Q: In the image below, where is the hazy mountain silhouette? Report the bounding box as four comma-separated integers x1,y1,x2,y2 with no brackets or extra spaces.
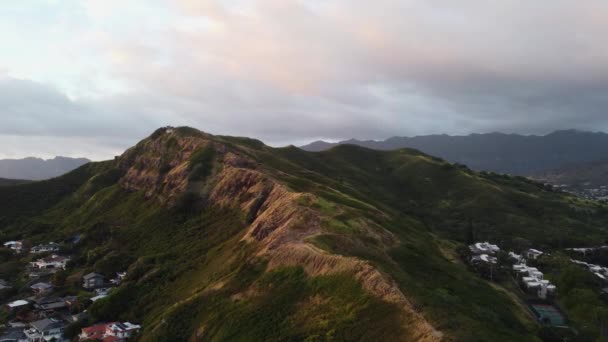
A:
301,130,608,175
0,156,90,180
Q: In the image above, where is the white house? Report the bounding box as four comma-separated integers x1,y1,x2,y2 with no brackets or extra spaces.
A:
3,241,24,253
6,300,29,311
23,318,64,342
570,259,608,282
469,242,500,255
524,248,543,260
470,254,497,265
30,255,70,270
508,252,523,263
513,264,556,299
106,322,141,340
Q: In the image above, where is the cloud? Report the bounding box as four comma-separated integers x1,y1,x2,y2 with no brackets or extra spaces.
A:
1,0,608,158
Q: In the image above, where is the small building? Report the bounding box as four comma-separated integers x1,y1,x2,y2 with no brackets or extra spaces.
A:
524,248,543,260
30,282,53,296
30,243,60,254
514,264,557,300
3,241,24,253
470,254,497,265
6,300,29,311
105,322,141,340
82,273,104,289
508,252,523,263
469,242,500,255
79,322,141,341
24,318,64,342
34,297,68,312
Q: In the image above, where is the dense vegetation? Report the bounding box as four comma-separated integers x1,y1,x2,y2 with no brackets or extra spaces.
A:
1,127,607,341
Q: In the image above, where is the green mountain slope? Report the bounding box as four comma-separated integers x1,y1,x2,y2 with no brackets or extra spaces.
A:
1,127,607,341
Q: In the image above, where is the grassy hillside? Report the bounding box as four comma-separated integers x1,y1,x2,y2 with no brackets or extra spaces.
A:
0,127,606,341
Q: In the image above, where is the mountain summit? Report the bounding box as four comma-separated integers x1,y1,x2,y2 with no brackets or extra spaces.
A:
0,126,606,340
301,130,608,175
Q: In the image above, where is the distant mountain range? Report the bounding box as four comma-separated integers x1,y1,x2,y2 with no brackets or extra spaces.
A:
301,130,608,175
0,156,90,180
0,178,30,186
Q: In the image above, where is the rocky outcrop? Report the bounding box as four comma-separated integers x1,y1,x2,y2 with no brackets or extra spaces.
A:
115,128,443,341
118,130,209,204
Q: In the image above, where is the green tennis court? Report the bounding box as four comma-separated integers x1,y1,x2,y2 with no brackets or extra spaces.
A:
530,304,566,326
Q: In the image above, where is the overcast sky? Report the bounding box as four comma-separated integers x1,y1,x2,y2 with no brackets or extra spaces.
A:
1,0,608,160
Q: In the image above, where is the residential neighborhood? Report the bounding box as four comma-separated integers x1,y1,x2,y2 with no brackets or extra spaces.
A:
466,242,567,329
0,240,138,342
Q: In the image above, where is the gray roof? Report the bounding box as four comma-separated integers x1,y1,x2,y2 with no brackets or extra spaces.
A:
83,272,103,280
30,282,53,290
0,327,26,341
30,318,63,332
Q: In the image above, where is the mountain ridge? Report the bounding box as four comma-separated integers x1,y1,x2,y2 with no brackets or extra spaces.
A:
0,126,606,340
301,130,608,176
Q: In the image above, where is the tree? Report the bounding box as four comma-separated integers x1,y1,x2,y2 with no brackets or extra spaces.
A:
51,270,68,287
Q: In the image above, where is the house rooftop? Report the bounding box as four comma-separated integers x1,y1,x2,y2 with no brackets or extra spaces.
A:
31,282,53,290
40,254,69,262
108,322,141,331
0,327,26,341
84,272,103,280
30,318,63,332
82,322,116,335
7,299,29,308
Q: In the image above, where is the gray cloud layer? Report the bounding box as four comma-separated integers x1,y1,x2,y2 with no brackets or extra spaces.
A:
1,0,608,159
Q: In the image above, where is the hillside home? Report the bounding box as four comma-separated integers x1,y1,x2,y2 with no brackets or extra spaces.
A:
6,300,29,311
3,241,24,253
34,297,68,312
524,248,543,260
508,252,523,263
23,318,64,342
470,254,497,265
469,242,500,255
78,323,109,341
30,243,60,254
82,273,104,289
105,322,141,340
570,259,608,282
513,264,556,300
30,283,53,296
79,322,141,341
30,255,70,270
